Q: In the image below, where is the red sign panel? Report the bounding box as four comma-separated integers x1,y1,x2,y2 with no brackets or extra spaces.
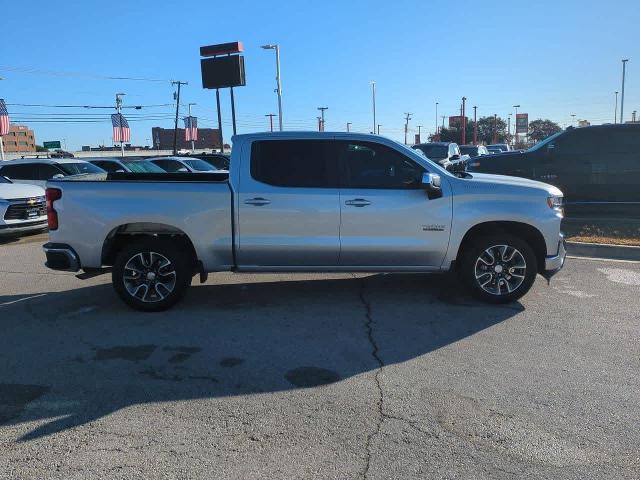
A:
448,116,467,128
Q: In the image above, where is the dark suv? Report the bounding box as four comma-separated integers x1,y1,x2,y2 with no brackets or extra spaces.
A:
468,124,640,203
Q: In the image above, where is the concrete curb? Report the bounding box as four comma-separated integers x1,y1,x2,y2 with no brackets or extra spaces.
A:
566,241,640,261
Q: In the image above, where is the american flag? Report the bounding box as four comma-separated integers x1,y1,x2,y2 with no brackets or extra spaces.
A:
0,99,10,136
184,116,198,142
111,113,131,143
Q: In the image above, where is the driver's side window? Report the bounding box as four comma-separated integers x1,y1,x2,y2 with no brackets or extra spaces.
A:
338,141,424,189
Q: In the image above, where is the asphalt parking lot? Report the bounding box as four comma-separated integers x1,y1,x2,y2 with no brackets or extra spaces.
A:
1,233,639,479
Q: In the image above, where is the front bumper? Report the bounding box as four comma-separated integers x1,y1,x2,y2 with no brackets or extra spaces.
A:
43,243,81,272
544,235,566,276
0,219,47,236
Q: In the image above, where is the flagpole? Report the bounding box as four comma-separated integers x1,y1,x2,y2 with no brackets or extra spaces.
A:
116,93,125,157
188,103,195,153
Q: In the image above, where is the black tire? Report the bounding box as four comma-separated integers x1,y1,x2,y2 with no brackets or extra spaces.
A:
459,234,537,304
112,237,193,312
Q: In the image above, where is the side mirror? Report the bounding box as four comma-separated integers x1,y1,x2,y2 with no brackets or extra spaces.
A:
177,167,189,173
421,172,442,199
52,174,65,179
116,169,126,173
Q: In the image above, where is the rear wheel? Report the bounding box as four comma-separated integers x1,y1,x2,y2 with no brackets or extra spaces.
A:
460,234,537,303
112,238,192,311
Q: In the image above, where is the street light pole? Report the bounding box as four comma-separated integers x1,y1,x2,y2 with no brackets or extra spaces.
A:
570,114,576,127
346,122,352,132
512,104,520,147
614,91,619,124
435,102,439,138
417,125,423,143
377,124,381,135
620,59,629,123
461,97,467,145
370,81,376,134
261,44,283,130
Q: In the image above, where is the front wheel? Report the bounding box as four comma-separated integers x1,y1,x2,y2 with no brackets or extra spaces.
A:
459,234,537,304
112,238,192,311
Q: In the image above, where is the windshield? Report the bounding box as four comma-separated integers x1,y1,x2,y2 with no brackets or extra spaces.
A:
0,176,11,184
526,131,564,152
392,140,452,177
183,159,217,171
122,160,166,173
58,162,105,175
413,144,448,159
459,146,477,156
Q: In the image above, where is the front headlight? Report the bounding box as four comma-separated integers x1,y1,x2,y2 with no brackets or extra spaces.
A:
547,195,564,215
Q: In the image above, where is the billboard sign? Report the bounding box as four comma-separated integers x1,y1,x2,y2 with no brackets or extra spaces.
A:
516,113,528,134
448,116,467,128
200,55,246,89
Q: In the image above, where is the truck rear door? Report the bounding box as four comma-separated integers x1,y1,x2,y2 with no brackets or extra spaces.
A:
236,139,340,267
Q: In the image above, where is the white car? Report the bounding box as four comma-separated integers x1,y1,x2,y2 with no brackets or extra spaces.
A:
0,158,105,188
0,175,47,236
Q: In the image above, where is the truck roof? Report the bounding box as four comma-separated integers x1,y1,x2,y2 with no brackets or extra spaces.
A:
232,131,390,142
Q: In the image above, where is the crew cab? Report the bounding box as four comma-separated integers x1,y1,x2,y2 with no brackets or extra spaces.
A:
468,124,640,203
43,132,566,311
0,176,47,236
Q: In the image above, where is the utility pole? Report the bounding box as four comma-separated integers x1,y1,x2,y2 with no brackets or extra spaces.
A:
632,110,637,122
620,59,629,123
346,122,352,132
317,107,328,131
377,124,381,135
461,97,467,145
570,114,576,127
614,91,619,124
473,106,478,145
508,114,512,140
371,81,376,134
417,125,423,144
441,116,445,131
187,103,196,152
404,112,412,144
115,93,126,156
265,114,276,132
435,102,439,138
492,114,498,144
172,80,188,155
317,117,322,132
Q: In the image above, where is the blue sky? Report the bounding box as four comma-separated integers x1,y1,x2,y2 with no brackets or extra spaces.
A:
1,0,638,149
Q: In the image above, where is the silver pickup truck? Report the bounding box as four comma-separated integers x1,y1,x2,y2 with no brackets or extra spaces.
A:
43,132,566,311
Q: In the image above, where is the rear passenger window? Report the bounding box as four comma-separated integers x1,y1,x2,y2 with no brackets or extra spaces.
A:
0,164,38,179
250,140,336,188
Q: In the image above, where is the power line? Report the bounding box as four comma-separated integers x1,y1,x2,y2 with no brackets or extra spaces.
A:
0,65,172,83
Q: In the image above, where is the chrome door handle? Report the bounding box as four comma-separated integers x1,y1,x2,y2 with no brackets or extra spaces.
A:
244,197,271,206
345,198,371,207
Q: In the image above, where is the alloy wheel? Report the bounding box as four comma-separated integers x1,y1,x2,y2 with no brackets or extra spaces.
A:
474,244,527,296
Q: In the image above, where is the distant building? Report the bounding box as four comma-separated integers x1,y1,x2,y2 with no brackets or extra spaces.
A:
151,127,221,151
578,120,591,127
2,124,36,153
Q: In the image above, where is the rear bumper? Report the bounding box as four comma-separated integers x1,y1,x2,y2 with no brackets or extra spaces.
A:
43,242,81,272
544,235,566,276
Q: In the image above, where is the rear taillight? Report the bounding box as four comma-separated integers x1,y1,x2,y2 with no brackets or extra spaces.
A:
46,188,62,230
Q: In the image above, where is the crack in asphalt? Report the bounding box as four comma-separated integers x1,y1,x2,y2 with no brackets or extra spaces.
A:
357,277,384,480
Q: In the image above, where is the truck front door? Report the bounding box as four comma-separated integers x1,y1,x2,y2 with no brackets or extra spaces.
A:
337,140,452,268
237,139,340,268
